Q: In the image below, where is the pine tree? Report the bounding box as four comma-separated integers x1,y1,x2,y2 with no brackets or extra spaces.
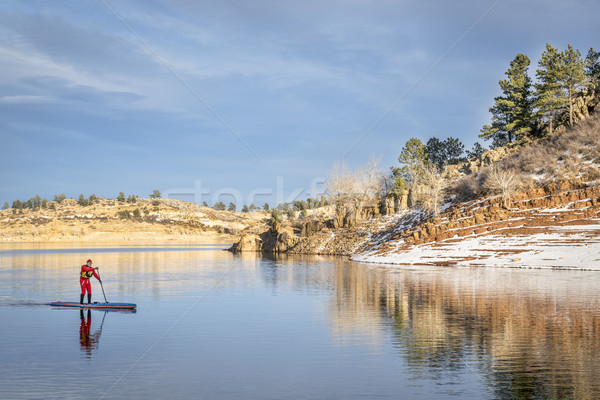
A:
425,137,465,170
425,137,445,170
481,53,534,147
32,195,42,209
54,193,66,204
585,48,600,86
393,138,427,205
466,142,487,159
394,138,426,184
561,45,587,127
78,194,88,206
444,137,465,165
535,44,587,133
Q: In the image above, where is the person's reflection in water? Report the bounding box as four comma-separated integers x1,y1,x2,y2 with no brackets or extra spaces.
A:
79,309,103,358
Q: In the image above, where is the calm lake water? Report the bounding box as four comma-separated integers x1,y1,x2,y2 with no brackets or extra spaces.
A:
1,242,600,400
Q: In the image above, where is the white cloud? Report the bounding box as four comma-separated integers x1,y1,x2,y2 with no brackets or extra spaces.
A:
0,95,55,104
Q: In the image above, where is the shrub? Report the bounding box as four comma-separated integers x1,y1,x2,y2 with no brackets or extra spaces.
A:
78,194,89,206
118,210,131,219
270,209,282,224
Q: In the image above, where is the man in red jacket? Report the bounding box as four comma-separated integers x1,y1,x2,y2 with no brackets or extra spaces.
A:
80,259,101,304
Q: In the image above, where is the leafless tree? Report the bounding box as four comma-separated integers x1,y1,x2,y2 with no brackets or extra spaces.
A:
484,164,521,208
325,156,384,223
415,163,446,216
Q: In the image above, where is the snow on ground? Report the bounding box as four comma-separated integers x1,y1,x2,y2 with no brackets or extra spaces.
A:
354,221,600,270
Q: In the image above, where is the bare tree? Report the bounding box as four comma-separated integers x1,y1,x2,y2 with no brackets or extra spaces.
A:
415,163,446,216
484,164,521,208
325,157,384,223
325,160,354,218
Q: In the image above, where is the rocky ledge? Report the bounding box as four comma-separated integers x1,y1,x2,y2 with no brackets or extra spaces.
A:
230,182,600,270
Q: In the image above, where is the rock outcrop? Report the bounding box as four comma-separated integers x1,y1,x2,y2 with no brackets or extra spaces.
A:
230,222,301,253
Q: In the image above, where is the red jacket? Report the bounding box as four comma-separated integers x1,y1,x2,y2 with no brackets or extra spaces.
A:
81,265,100,280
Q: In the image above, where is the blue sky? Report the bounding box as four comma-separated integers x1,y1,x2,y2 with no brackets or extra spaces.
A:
1,0,598,208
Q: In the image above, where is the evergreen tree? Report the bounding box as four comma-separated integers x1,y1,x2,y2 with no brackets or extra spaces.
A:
117,192,126,202
466,142,487,159
54,193,66,204
263,203,270,211
481,53,534,147
320,195,327,207
390,138,427,204
2,202,8,210
425,137,445,170
392,138,427,202
585,48,600,86
393,138,426,184
270,209,282,224
535,44,563,135
227,202,236,212
78,194,88,206
213,201,226,211
535,44,587,133
149,190,162,199
561,44,587,127
444,137,465,165
32,195,42,209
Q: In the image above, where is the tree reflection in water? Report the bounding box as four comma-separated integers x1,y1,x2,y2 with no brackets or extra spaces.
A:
331,263,600,400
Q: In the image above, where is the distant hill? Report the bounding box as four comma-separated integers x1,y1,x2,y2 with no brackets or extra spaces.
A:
0,197,268,242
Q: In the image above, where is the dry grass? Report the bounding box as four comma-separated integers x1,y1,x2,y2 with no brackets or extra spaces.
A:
450,112,600,201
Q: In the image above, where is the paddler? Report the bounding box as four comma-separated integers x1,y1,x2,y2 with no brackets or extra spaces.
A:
80,259,101,304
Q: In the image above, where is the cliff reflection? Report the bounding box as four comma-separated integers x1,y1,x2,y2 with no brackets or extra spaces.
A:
331,264,600,399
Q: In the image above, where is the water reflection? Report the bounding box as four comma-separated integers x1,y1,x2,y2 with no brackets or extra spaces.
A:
329,263,600,399
79,309,103,358
2,243,600,399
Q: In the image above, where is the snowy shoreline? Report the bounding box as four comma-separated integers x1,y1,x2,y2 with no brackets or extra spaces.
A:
353,221,600,270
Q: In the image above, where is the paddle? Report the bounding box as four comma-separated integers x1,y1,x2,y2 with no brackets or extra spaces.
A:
95,267,109,303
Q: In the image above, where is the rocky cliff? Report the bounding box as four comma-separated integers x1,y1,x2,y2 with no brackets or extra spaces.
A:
230,95,600,269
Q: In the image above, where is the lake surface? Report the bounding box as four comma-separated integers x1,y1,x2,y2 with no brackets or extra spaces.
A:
1,242,600,400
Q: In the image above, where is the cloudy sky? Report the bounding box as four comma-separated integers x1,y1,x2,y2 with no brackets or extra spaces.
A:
1,0,598,207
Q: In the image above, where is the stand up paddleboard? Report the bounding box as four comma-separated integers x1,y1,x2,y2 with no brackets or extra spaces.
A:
50,301,136,310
